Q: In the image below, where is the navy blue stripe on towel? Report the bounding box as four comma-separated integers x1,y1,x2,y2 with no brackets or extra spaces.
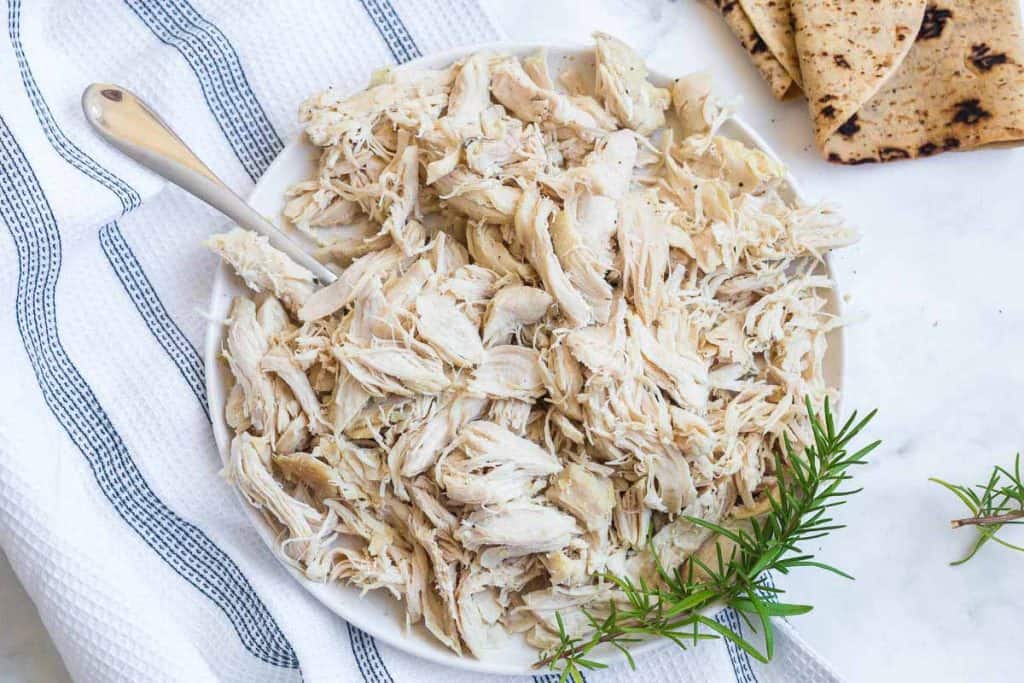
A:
0,115,297,670
534,673,580,683
347,623,394,683
8,0,141,213
98,222,209,416
124,0,284,181
359,0,422,64
717,608,759,683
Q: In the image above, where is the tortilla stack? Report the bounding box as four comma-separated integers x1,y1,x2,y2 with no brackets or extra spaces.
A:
715,0,1024,163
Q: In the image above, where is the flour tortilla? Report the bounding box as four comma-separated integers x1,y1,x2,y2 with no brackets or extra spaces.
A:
795,0,1024,163
737,0,803,88
713,0,798,100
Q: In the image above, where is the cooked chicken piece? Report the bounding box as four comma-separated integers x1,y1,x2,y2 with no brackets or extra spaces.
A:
551,202,614,323
207,229,315,312
223,298,276,434
441,263,500,303
438,421,561,505
408,478,459,531
318,437,387,504
521,49,554,89
626,312,708,412
645,447,697,515
336,344,450,398
283,181,361,232
448,52,492,131
593,32,669,135
299,224,423,321
409,508,460,617
617,190,670,324
309,220,391,266
381,257,433,308
276,415,310,455
439,263,502,326
670,71,726,137
565,295,628,376
428,231,470,276
628,482,733,584
389,394,489,485
613,479,651,550
299,69,451,148
541,548,589,586
519,584,614,647
225,382,250,432
481,285,552,346
555,128,638,200
376,132,421,253
546,464,615,533
466,223,536,282
537,340,585,421
257,297,292,340
455,569,506,657
490,58,610,134
457,500,578,558
225,433,321,541
261,346,329,433
486,398,533,434
515,187,591,327
274,452,341,499
415,292,484,367
468,345,545,401
434,169,521,223
328,367,372,435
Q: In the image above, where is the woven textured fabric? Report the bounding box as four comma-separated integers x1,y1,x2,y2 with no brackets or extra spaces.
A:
0,1,840,680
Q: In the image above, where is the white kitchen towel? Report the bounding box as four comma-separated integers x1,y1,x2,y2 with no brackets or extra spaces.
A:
0,1,841,681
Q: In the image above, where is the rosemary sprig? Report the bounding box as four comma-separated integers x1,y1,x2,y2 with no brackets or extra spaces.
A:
930,454,1024,566
537,397,879,682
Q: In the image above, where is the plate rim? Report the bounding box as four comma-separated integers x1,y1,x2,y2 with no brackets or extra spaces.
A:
203,41,845,677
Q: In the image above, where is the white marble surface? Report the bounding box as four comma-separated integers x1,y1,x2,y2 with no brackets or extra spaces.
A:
2,1,1022,681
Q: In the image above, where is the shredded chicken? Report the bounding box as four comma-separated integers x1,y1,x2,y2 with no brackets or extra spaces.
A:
211,36,852,660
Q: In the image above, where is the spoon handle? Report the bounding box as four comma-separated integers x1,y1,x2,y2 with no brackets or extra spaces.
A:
82,83,336,284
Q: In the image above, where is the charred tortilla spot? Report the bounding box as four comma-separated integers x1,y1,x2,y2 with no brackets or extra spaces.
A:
952,99,992,125
828,153,842,163
818,94,837,104
846,157,878,166
918,5,953,41
834,54,851,69
970,44,1008,71
918,142,938,156
837,114,861,138
719,0,738,13
880,147,910,161
750,34,768,54
821,105,838,119
943,137,961,149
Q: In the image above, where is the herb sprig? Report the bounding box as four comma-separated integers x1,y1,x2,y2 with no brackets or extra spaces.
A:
537,398,879,681
930,455,1024,565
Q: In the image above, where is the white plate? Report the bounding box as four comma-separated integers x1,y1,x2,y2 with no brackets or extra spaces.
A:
204,43,845,677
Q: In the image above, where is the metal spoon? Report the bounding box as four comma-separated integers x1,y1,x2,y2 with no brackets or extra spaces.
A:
81,83,336,284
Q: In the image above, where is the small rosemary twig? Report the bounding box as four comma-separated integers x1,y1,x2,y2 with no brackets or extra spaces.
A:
950,510,1024,529
931,453,1024,565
